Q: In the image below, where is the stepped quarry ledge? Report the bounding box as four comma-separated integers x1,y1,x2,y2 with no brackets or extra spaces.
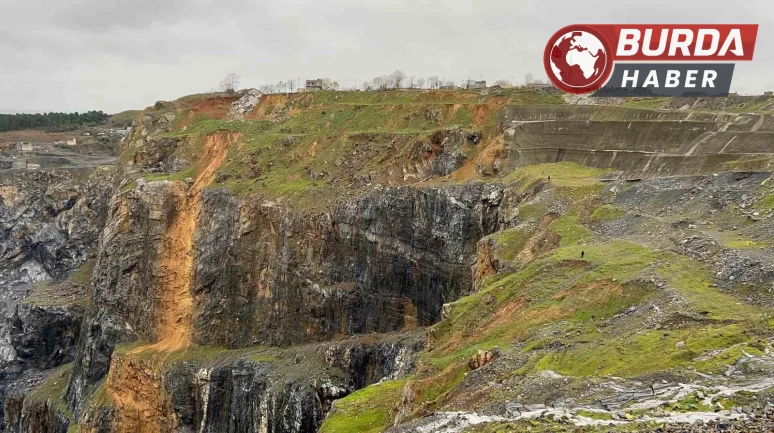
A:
3,88,774,433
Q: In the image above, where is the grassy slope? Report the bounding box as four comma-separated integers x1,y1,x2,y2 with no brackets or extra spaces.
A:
24,259,93,308
24,364,76,426
125,88,563,210
321,162,774,432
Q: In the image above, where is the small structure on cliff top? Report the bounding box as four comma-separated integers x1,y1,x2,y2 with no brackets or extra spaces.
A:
305,79,323,91
466,80,487,90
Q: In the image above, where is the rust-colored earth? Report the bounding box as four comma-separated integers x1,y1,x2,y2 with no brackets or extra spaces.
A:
105,132,238,433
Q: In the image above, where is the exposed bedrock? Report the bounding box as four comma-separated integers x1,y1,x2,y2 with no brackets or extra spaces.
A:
0,168,114,430
193,182,504,347
66,179,508,415
66,333,425,433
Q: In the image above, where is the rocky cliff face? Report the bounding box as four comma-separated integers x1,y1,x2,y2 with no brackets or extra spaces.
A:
0,168,114,430
192,182,504,347
65,179,508,417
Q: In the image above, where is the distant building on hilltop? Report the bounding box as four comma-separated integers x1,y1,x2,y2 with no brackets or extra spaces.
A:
16,142,33,151
66,138,77,146
765,91,773,96
305,79,323,91
466,80,487,90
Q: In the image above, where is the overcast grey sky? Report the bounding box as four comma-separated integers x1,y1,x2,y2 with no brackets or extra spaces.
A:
0,0,771,113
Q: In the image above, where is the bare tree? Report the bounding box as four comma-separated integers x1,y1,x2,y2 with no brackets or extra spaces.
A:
220,73,240,93
443,80,455,88
416,78,426,89
320,78,340,90
523,73,534,86
259,84,277,94
389,70,407,89
494,79,510,86
382,75,396,89
362,81,372,91
427,76,440,89
288,79,296,92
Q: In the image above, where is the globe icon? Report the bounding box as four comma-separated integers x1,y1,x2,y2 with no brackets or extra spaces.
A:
549,30,608,89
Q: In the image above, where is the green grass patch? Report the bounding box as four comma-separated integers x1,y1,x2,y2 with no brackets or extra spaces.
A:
427,240,657,369
576,409,614,420
320,379,407,433
591,204,626,222
28,364,74,422
85,379,110,408
504,162,613,190
24,260,93,308
488,227,533,261
113,343,276,366
108,110,141,127
534,324,750,377
690,343,765,375
758,181,774,213
723,239,771,249
550,211,593,247
427,234,772,376
70,259,95,284
516,203,547,221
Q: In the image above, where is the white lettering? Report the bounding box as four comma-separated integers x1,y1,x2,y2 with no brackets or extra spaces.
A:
702,70,717,88
685,70,698,88
642,70,659,87
669,29,694,56
642,29,669,56
694,29,720,56
617,29,641,56
622,70,639,87
718,29,744,56
665,70,681,87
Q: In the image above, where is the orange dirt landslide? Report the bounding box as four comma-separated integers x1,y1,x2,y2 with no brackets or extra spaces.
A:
103,354,176,433
472,240,498,289
552,279,624,303
450,134,506,181
106,132,238,433
189,96,235,118
516,213,559,261
246,93,308,119
472,98,505,125
483,295,530,334
400,362,469,416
